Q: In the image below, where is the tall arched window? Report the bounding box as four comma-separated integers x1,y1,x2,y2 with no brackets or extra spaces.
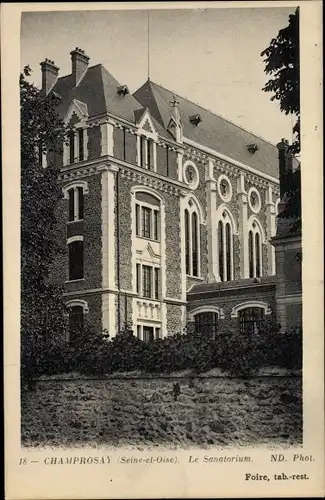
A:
184,200,201,277
192,212,198,276
185,209,190,274
217,210,234,282
248,219,263,278
68,236,84,280
66,300,89,345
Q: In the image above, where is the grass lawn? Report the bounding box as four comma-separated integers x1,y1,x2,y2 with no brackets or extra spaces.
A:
21,376,302,449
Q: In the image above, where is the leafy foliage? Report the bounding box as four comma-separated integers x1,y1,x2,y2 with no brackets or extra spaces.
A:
38,324,302,379
20,66,69,387
261,8,300,154
261,8,301,232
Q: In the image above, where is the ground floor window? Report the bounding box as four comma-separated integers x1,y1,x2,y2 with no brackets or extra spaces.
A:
194,312,218,338
68,305,84,344
239,307,265,334
136,324,161,342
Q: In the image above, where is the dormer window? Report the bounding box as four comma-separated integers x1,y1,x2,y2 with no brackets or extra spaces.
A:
63,100,89,166
117,85,129,96
135,109,158,172
189,114,202,126
246,143,259,154
138,135,156,171
68,128,86,164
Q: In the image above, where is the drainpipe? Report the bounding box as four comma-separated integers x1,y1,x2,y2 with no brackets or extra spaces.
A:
116,169,121,333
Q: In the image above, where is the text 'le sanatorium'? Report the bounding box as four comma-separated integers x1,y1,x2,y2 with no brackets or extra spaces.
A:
36,454,315,466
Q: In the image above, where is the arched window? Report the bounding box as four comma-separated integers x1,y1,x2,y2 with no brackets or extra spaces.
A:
217,210,234,282
185,209,190,274
66,300,89,345
68,236,84,281
138,136,156,171
248,219,263,278
192,212,198,276
63,181,88,222
67,128,86,165
238,307,265,334
67,186,84,221
184,200,201,277
135,191,160,241
194,311,218,338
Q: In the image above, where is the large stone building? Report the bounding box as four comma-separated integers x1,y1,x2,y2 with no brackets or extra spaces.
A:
41,47,300,342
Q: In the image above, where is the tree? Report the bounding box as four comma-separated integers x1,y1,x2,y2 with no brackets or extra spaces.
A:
261,7,300,154
261,8,301,232
20,66,69,385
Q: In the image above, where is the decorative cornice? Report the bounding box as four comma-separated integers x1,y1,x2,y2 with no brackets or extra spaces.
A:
119,166,187,197
59,156,189,195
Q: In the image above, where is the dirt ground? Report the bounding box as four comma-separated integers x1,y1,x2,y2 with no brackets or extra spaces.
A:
21,376,302,449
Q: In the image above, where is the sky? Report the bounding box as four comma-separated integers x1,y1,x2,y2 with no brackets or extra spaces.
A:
21,6,297,145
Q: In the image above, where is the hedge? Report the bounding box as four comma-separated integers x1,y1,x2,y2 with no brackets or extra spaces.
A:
21,323,302,381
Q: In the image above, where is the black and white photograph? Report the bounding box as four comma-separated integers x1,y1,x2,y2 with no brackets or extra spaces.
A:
2,1,324,499
20,5,302,447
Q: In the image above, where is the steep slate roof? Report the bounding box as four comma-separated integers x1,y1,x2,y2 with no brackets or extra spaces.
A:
133,80,279,178
52,65,170,139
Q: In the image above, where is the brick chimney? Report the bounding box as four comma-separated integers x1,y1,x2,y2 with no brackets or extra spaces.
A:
70,47,89,86
40,58,59,95
276,138,293,198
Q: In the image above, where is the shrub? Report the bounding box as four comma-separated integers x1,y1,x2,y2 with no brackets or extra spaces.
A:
24,322,302,379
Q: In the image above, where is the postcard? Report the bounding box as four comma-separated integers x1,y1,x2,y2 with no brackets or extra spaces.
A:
2,1,324,498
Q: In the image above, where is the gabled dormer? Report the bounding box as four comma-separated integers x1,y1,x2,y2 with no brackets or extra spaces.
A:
134,107,158,172
63,99,89,166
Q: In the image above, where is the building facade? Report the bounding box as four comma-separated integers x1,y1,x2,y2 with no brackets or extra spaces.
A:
42,47,290,341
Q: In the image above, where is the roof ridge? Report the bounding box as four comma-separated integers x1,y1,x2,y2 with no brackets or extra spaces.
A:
148,80,277,148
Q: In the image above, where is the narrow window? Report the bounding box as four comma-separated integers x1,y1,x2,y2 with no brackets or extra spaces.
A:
142,266,152,298
147,139,152,170
142,207,151,238
192,212,198,276
68,189,75,222
69,131,75,164
166,147,169,177
154,268,160,299
140,136,146,167
77,187,84,220
218,221,224,282
135,204,140,236
68,306,84,345
68,240,84,280
153,210,159,241
136,325,141,339
249,230,254,278
143,326,154,342
255,232,261,278
185,209,190,275
123,127,126,161
78,129,84,161
136,263,141,294
155,327,161,340
38,142,43,167
226,222,231,281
